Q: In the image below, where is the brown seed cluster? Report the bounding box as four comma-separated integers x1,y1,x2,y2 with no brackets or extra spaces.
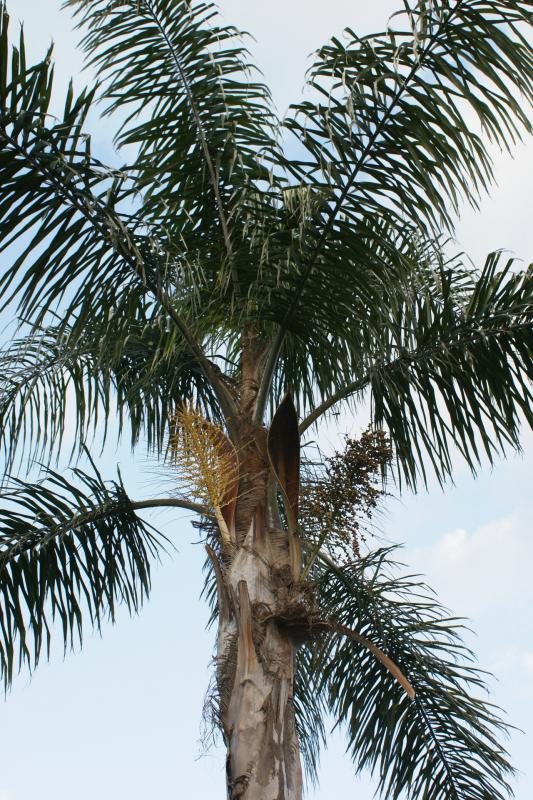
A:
300,429,392,563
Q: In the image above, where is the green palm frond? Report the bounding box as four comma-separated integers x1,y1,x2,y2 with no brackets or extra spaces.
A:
295,547,514,800
1,0,532,791
0,323,106,473
0,313,222,471
294,641,327,786
0,7,142,332
256,0,533,400
66,0,283,282
264,220,440,415
370,253,533,486
0,456,167,688
287,0,532,244
0,7,246,424
300,251,533,487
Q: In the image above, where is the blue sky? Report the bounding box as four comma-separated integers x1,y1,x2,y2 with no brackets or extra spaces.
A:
1,1,532,798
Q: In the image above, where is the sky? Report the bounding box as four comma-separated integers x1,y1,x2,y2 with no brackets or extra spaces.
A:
1,1,532,798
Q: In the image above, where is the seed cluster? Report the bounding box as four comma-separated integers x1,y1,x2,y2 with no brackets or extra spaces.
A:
300,429,392,562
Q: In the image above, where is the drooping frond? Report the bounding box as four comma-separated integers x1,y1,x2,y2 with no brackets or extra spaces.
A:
295,547,514,799
0,9,234,421
0,7,138,332
300,251,533,488
293,641,327,786
286,0,532,262
369,253,533,486
0,457,167,688
66,0,283,289
262,220,437,416
0,315,221,472
0,0,531,790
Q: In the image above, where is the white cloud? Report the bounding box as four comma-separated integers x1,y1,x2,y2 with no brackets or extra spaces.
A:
478,649,533,706
408,510,533,615
522,652,533,678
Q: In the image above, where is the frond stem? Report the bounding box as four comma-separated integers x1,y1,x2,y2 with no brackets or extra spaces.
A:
0,496,212,567
317,618,415,699
131,497,213,516
415,696,462,800
299,377,369,435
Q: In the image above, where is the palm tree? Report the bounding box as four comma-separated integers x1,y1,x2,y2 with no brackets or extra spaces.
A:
1,0,532,797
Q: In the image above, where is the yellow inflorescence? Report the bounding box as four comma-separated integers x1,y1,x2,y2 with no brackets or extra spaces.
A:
168,405,239,517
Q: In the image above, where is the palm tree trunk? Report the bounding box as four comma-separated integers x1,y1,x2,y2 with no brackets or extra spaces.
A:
215,430,303,799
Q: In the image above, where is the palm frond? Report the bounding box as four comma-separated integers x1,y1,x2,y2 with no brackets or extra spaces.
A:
0,7,140,332
300,251,533,488
0,9,233,418
0,456,167,688
295,547,514,800
256,0,532,398
263,223,451,415
287,0,532,251
66,0,283,287
0,322,105,473
0,313,222,471
293,641,327,786
370,254,533,486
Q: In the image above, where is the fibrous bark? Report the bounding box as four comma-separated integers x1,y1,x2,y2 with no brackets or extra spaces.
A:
212,372,304,799
216,466,304,798
219,513,303,800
